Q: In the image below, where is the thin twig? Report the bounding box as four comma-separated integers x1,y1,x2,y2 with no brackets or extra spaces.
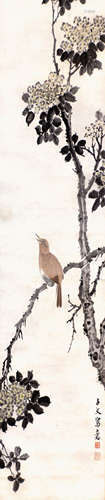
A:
71,65,80,76
83,147,95,158
90,260,105,297
67,305,81,353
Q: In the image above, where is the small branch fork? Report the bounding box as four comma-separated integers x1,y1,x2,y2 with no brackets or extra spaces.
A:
67,296,81,352
85,131,103,194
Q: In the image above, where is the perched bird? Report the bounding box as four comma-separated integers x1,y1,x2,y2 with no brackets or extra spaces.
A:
35,234,63,307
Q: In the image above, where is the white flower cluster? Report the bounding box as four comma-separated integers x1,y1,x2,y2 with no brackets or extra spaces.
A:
84,112,105,139
60,16,105,54
27,72,68,113
0,383,32,422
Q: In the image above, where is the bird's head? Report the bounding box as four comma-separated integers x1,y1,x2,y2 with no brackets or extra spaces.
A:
35,234,49,254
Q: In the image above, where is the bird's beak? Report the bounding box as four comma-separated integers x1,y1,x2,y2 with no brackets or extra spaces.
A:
35,233,41,242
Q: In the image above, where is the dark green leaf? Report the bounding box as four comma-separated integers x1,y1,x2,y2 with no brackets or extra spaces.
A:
44,133,49,142
100,34,105,43
56,127,62,135
42,123,48,133
95,176,103,186
68,50,74,60
64,92,76,102
72,133,78,144
89,42,97,51
35,126,41,135
87,48,96,59
26,112,35,126
22,107,29,116
33,403,44,415
80,66,86,76
22,93,29,103
94,60,102,69
87,63,94,75
16,461,20,472
26,402,33,411
53,117,61,127
9,376,15,383
80,52,88,67
20,453,29,460
92,198,100,211
57,48,63,56
31,380,39,388
27,412,33,423
73,53,80,65
101,150,105,159
53,134,59,145
101,197,105,207
64,102,72,112
60,145,69,155
40,112,47,120
42,0,49,4
16,416,23,421
75,145,83,155
26,383,31,391
65,153,71,162
16,371,23,382
20,377,28,386
31,390,40,403
13,480,19,492
8,476,14,481
7,417,16,426
14,447,21,457
78,139,86,147
38,396,51,407
70,86,79,94
61,51,69,61
37,135,43,145
52,105,60,115
65,0,71,9
99,187,105,197
0,459,5,469
2,420,7,432
88,190,98,198
22,416,28,430
48,134,53,141
97,41,105,51
59,0,64,7
60,7,65,16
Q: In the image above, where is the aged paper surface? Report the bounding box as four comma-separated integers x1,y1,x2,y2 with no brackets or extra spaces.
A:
0,0,105,499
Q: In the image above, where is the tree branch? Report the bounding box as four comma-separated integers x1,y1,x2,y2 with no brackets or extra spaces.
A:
67,60,72,86
90,260,105,297
1,245,105,386
51,2,59,75
85,135,102,194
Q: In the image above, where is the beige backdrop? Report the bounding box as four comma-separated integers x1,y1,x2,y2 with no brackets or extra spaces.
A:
0,0,105,499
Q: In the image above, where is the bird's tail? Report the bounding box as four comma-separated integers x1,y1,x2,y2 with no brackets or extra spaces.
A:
57,283,62,308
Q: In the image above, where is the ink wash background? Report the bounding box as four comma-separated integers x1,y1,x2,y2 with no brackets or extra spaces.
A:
0,0,105,499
